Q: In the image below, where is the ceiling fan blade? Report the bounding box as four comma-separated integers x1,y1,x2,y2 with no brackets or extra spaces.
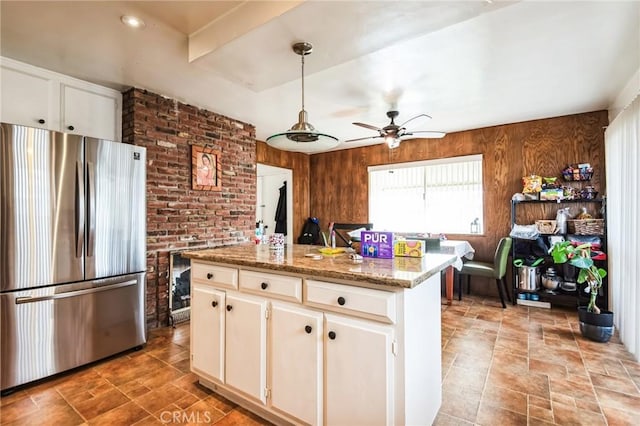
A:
344,136,382,143
402,131,447,139
353,122,383,132
399,113,432,128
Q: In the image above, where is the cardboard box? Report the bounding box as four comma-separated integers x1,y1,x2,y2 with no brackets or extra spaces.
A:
394,240,425,257
361,231,394,258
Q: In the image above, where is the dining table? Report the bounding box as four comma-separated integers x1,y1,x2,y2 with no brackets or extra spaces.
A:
437,240,475,305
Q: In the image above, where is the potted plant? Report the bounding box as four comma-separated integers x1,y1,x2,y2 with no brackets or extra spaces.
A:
550,241,612,342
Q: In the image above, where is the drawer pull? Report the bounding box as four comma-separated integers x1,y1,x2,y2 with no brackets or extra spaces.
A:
68,125,75,131
337,296,346,306
328,331,336,340
305,325,313,334
207,273,214,280
38,119,46,124
261,282,269,290
211,301,218,308
226,305,233,312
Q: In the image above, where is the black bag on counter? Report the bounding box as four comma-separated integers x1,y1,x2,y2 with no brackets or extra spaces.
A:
298,217,321,245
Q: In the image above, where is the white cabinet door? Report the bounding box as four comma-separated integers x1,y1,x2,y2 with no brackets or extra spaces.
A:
325,313,395,426
225,292,268,404
191,283,225,383
0,64,56,129
270,302,323,425
61,83,119,141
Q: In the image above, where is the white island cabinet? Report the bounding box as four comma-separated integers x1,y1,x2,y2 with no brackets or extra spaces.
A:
184,244,454,426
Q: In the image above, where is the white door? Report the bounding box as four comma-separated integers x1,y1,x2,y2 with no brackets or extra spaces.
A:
225,292,268,404
61,84,119,140
0,64,56,129
270,302,323,425
190,284,225,383
325,313,395,426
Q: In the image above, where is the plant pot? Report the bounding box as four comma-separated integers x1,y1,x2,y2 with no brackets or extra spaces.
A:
578,307,614,343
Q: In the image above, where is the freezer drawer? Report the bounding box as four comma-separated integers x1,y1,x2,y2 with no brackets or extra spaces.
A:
0,273,146,390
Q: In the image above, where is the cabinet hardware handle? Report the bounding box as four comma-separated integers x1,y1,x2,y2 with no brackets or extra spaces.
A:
38,119,46,124
261,282,268,290
226,305,233,312
68,125,75,131
305,325,312,334
328,331,336,340
337,296,346,306
211,301,218,308
207,273,214,279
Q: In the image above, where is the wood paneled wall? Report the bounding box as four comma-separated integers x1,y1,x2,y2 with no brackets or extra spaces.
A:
256,141,310,241
309,111,608,273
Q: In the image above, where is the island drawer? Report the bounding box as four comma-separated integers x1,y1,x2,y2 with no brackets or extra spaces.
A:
191,262,238,290
304,280,396,324
239,270,302,303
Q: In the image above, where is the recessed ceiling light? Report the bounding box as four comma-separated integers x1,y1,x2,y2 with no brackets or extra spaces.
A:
121,15,145,29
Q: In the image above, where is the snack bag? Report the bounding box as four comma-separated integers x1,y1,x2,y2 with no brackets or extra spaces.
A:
522,175,542,193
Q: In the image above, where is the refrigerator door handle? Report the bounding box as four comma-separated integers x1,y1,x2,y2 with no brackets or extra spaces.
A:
87,161,96,258
75,161,85,258
14,280,137,304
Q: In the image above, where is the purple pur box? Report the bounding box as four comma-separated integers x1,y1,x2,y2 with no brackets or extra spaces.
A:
360,231,394,258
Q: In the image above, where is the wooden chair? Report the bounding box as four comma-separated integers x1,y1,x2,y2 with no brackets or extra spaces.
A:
458,237,512,308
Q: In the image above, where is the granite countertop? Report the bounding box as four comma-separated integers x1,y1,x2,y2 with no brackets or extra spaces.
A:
182,243,456,289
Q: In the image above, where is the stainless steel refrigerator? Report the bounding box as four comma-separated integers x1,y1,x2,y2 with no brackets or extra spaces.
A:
0,123,146,392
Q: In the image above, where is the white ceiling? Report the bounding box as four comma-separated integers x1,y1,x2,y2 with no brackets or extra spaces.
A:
1,1,639,153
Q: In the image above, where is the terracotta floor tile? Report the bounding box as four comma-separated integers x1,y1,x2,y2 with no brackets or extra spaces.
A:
0,394,39,424
442,366,487,394
528,395,552,410
131,415,164,425
529,404,554,423
439,389,481,423
2,402,84,426
480,384,527,415
529,358,568,379
487,369,550,399
118,380,152,399
552,400,607,425
601,405,640,426
0,390,28,408
475,402,527,426
88,401,149,425
133,383,189,413
590,371,640,395
594,386,640,415
202,394,238,415
71,388,130,420
170,373,214,400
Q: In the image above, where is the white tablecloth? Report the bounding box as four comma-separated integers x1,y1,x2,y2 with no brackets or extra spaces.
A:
438,240,475,270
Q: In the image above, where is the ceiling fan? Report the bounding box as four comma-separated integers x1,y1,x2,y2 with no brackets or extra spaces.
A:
345,110,446,149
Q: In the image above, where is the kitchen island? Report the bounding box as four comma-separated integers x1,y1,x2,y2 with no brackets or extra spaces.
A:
182,244,455,426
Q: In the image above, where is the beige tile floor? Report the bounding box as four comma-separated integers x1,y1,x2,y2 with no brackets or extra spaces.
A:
1,295,639,425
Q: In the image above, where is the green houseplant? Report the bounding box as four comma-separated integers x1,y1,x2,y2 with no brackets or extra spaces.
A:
550,241,612,342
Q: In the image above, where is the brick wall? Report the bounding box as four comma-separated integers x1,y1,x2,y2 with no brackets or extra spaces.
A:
122,88,256,328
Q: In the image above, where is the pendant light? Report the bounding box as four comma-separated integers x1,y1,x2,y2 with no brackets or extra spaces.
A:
266,42,339,153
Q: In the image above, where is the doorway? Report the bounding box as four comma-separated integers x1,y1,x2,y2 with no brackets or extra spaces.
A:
256,164,293,245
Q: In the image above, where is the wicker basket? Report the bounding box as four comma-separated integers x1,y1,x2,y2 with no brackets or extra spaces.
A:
568,219,605,235
535,220,557,234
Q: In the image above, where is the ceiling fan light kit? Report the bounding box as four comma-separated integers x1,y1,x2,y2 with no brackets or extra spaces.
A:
346,109,446,149
266,42,339,153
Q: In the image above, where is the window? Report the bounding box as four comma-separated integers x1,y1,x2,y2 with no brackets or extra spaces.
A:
368,155,483,234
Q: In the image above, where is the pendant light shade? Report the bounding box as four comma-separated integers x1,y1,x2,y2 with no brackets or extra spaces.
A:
266,42,339,153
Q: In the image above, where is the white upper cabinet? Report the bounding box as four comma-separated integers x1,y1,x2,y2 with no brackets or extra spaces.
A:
0,57,122,141
0,64,57,129
61,84,119,140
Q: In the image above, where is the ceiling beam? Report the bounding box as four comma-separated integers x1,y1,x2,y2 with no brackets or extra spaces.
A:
188,1,303,63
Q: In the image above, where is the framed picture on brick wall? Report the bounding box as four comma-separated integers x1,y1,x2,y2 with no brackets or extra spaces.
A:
192,145,222,191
